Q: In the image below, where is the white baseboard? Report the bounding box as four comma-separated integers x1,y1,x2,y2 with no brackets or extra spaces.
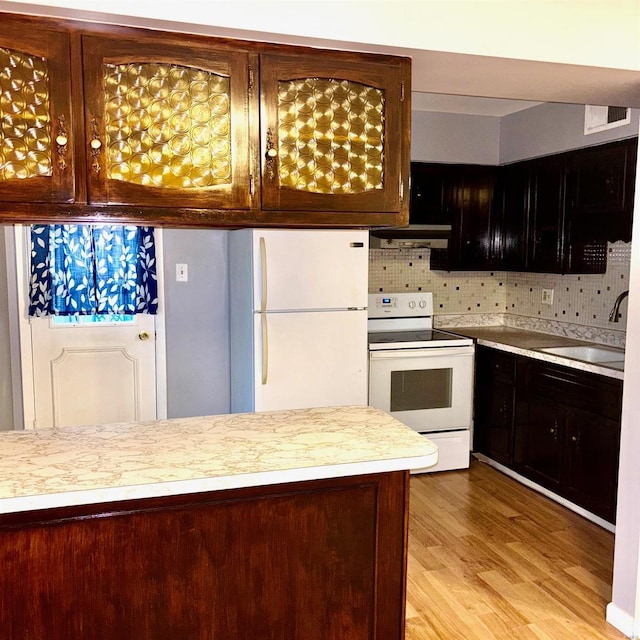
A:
473,454,615,533
606,602,637,638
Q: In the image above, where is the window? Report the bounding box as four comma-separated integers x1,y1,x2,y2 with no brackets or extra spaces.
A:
29,224,158,317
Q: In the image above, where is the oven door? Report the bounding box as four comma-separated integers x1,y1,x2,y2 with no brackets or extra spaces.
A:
369,346,474,433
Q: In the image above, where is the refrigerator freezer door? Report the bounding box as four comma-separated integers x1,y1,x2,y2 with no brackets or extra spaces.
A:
252,229,368,312
253,309,368,412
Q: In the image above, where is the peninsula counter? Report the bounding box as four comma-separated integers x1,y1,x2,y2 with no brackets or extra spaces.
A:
0,405,437,640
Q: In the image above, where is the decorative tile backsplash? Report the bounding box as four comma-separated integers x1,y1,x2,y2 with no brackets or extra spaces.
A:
369,241,631,345
368,250,506,312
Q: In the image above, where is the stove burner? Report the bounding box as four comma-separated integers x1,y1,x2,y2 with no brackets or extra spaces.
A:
368,329,465,343
368,328,473,350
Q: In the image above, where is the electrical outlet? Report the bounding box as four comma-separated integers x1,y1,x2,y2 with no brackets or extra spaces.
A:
541,288,554,305
176,263,188,282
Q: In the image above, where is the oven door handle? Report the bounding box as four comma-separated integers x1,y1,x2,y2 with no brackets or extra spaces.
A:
369,346,475,359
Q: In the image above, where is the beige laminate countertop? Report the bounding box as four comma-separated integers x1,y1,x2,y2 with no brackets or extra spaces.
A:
0,405,437,516
447,326,624,380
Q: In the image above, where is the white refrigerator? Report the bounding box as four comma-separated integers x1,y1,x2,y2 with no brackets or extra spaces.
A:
229,229,369,413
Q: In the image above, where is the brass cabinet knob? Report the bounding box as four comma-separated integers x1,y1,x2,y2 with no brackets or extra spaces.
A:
264,127,278,181
89,117,102,175
138,331,150,341
55,115,69,171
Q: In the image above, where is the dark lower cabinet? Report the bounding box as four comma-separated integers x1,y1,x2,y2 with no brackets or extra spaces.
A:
563,408,621,523
474,346,517,466
516,358,622,523
0,472,409,640
474,346,623,523
517,397,563,493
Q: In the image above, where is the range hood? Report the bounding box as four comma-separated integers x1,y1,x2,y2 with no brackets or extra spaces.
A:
369,224,451,249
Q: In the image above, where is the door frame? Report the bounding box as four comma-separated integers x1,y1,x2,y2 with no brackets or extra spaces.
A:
9,224,167,430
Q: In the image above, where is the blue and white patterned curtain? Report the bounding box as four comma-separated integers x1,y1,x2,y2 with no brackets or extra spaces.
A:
29,224,158,317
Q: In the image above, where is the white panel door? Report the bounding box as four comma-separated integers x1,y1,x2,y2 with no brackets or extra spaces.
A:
30,315,157,428
251,230,368,311
253,310,368,412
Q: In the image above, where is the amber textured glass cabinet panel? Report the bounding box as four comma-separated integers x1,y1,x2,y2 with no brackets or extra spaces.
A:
277,78,384,195
103,63,232,190
0,15,75,203
261,53,408,215
82,35,254,210
0,48,52,179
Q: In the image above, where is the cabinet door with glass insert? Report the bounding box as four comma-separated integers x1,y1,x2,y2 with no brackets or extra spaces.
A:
82,35,254,210
260,53,407,214
0,15,75,203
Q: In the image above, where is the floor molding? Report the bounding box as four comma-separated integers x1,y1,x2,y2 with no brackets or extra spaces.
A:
473,453,615,533
606,602,637,639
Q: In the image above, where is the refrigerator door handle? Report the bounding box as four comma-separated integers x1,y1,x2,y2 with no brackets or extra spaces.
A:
261,312,269,385
259,236,268,313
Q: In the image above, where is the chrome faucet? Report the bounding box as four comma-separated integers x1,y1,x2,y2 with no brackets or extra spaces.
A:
609,290,629,322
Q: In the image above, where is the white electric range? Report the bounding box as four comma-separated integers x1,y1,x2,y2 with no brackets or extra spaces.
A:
367,292,474,473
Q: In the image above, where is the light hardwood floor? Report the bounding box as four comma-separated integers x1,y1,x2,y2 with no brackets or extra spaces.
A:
406,460,627,640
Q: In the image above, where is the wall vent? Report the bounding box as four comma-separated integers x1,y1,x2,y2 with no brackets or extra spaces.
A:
584,105,631,135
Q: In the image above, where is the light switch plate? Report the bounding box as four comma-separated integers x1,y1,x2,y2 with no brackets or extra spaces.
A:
176,263,188,282
542,288,554,305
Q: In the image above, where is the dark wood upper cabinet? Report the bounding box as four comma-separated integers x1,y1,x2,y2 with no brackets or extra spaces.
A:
409,162,453,226
425,137,636,274
565,137,637,243
451,165,497,269
259,52,409,217
497,149,614,274
420,163,498,270
0,15,76,204
495,161,529,270
0,13,411,228
82,34,255,210
526,155,566,273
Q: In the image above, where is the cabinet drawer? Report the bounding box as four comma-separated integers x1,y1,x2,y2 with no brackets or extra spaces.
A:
523,360,622,421
477,346,516,382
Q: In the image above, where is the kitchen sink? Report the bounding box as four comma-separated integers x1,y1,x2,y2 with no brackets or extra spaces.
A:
539,345,625,367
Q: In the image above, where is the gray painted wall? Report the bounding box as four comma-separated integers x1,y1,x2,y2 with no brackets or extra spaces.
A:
412,102,640,166
162,229,230,418
0,227,232,426
411,110,500,164
0,234,14,430
499,103,640,164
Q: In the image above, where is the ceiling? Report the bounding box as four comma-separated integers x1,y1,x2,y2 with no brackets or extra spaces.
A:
403,48,640,109
411,93,544,117
4,2,640,109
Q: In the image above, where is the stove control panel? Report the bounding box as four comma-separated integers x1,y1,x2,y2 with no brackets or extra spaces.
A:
368,293,434,318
